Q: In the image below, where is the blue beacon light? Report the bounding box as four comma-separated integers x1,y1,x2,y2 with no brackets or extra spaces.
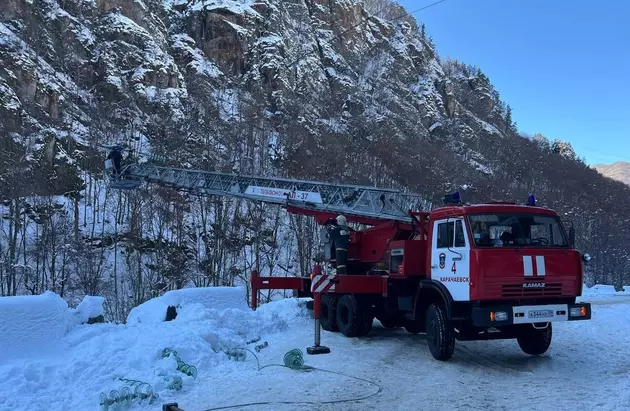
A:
527,194,536,206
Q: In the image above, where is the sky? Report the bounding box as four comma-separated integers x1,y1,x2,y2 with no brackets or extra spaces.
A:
397,0,630,165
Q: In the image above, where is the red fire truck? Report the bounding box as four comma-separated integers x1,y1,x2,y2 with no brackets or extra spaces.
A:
110,159,592,361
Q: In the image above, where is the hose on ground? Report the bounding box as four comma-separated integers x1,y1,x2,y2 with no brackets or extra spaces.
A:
202,348,382,411
282,348,305,369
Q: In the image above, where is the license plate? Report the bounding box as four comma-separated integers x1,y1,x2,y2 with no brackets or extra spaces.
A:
528,310,554,318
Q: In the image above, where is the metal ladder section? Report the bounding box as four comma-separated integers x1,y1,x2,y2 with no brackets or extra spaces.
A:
117,163,427,223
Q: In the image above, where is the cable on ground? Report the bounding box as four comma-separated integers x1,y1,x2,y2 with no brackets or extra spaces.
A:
203,348,383,411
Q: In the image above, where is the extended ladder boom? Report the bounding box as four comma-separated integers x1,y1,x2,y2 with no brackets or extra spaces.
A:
112,163,427,223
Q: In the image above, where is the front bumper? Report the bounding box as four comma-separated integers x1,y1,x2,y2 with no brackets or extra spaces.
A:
471,302,591,327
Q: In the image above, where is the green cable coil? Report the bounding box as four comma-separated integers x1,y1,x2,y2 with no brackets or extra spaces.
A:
283,349,305,369
162,348,198,379
99,379,159,411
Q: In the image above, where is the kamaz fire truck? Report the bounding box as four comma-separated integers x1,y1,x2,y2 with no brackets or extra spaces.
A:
107,156,592,361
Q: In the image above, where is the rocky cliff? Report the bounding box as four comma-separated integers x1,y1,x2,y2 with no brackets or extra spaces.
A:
1,0,628,313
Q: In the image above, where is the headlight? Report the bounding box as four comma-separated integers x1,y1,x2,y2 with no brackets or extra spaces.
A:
490,311,508,321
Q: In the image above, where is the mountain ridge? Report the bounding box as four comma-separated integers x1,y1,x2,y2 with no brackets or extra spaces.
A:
594,161,630,186
1,0,628,311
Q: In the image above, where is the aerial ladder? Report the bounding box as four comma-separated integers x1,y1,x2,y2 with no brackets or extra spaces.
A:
105,152,429,354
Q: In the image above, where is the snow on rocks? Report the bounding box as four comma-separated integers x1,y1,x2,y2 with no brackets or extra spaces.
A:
71,295,105,324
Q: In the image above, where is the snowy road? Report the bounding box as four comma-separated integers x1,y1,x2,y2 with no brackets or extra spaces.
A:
187,299,630,411
1,289,629,411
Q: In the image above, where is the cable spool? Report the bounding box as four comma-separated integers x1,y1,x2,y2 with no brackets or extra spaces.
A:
283,349,305,369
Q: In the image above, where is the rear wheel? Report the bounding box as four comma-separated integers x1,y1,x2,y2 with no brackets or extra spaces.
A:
425,303,455,361
336,295,373,337
517,323,552,355
320,294,339,332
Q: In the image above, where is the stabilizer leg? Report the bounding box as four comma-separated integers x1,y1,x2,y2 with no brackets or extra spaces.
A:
307,292,331,355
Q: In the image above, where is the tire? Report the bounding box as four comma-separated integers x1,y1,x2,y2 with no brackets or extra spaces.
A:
425,303,455,361
517,323,552,355
320,294,339,332
336,295,372,337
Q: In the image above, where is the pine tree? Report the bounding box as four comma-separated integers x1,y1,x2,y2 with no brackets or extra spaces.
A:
421,23,426,39
505,104,515,133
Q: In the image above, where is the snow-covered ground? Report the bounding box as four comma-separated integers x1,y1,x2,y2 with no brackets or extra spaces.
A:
1,285,629,411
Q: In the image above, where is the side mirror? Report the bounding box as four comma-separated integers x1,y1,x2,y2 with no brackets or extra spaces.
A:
568,226,575,248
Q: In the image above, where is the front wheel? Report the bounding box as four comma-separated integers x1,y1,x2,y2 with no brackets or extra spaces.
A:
517,323,552,355
425,303,455,361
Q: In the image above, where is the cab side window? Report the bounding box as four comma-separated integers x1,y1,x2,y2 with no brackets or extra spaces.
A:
437,222,454,248
437,220,466,248
454,220,466,247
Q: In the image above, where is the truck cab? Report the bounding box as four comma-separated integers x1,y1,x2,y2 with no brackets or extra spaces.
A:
419,198,592,360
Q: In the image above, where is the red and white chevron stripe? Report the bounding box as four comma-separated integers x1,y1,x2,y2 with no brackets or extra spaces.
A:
523,255,546,277
310,274,337,293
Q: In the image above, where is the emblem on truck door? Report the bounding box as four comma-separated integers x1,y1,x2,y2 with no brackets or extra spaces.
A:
439,253,446,269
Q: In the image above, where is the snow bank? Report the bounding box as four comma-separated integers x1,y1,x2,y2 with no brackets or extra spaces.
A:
582,283,629,296
0,291,72,363
0,290,308,410
127,286,248,325
0,292,105,363
70,295,105,324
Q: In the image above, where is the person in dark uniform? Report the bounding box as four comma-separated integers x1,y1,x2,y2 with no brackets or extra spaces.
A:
328,215,352,275
107,146,123,178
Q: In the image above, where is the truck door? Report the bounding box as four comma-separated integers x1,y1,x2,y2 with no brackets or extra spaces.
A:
431,218,471,301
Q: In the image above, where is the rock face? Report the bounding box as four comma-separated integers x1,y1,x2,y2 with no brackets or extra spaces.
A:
595,162,630,186
1,0,630,299
0,0,522,196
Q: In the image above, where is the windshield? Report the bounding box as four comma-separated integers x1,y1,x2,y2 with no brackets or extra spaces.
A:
467,213,568,248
